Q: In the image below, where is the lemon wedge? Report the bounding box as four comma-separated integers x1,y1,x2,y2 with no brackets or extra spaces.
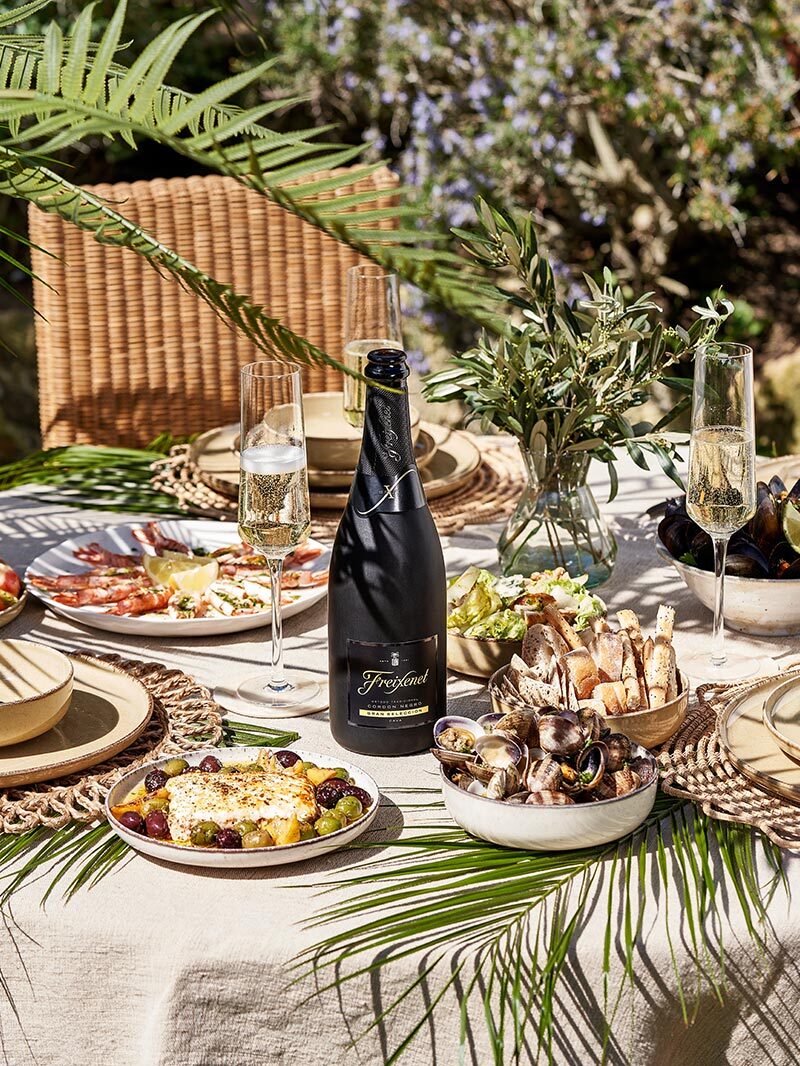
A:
783,497,800,555
143,553,219,595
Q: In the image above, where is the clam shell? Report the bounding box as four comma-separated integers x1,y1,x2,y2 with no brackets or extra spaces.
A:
433,716,484,754
524,790,574,806
604,733,632,773
537,714,584,756
474,733,524,769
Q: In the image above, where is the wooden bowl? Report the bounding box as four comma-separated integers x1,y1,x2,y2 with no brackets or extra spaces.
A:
488,665,689,749
304,392,420,471
447,632,522,678
0,639,73,747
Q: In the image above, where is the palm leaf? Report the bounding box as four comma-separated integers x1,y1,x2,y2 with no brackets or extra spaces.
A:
0,1,505,330
0,145,354,377
298,792,783,1064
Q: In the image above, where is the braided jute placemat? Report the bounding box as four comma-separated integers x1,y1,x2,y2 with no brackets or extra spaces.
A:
659,665,800,850
0,653,223,835
150,443,525,538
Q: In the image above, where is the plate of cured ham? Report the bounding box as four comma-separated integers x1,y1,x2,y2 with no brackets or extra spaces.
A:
25,520,330,636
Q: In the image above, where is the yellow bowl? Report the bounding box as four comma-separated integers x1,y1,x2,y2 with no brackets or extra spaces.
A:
0,639,74,747
447,632,522,678
488,665,688,749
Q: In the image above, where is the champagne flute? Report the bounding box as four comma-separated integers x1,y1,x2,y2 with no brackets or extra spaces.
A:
235,361,320,714
343,263,403,427
683,342,761,681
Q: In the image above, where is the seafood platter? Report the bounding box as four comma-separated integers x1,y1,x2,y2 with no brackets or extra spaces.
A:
446,565,605,677
656,472,800,635
0,559,26,629
431,605,684,848
107,746,379,868
26,519,329,636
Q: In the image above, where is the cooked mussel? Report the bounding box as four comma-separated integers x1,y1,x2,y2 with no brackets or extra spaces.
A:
751,482,782,554
768,474,787,498
725,541,770,578
777,557,800,579
658,514,698,559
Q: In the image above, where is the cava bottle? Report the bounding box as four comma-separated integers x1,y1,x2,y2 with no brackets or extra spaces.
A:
328,348,446,755
343,338,403,428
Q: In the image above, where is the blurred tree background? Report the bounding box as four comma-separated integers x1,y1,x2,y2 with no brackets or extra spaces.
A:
2,0,799,460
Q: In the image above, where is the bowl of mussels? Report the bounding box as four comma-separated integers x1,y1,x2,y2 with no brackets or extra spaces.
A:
656,471,800,636
431,709,658,851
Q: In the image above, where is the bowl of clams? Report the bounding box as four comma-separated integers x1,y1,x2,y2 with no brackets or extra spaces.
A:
432,708,658,851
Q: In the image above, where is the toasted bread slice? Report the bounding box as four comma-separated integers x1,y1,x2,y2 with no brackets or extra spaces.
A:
619,630,643,711
541,604,583,651
521,623,568,676
562,647,601,700
593,680,627,716
586,632,624,683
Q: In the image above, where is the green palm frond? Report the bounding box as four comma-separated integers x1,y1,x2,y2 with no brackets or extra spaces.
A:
0,145,356,376
300,793,783,1065
0,0,53,29
0,0,504,330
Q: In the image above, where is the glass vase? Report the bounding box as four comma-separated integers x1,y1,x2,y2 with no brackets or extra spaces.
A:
498,448,617,588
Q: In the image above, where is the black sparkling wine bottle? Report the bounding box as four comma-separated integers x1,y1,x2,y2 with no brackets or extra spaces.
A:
328,348,446,756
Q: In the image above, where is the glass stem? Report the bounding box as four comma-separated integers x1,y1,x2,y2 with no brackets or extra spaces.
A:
268,556,288,692
711,536,728,668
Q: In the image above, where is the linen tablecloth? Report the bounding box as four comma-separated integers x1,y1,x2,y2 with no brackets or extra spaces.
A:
1,452,799,1066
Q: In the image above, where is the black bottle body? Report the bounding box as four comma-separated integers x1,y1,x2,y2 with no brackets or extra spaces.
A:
328,350,446,756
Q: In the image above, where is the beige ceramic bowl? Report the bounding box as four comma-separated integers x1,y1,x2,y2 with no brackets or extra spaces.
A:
0,639,73,747
488,665,689,749
304,392,421,471
447,632,522,678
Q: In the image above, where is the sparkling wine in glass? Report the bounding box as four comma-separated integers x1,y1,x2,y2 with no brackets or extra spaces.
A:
343,263,403,428
683,342,761,681
235,360,320,714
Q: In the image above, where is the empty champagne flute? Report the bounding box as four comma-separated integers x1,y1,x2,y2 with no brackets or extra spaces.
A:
683,342,761,681
343,263,403,427
235,361,320,713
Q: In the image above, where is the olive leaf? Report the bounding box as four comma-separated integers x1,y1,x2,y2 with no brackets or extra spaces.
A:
424,199,732,494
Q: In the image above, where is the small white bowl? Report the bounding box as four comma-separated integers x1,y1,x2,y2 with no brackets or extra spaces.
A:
656,535,800,636
439,743,657,851
106,747,380,869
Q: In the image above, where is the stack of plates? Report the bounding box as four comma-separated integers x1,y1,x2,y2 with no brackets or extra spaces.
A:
190,392,482,510
719,672,800,801
0,640,153,787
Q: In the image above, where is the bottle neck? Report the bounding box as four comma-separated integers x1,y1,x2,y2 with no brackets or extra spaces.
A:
350,362,426,516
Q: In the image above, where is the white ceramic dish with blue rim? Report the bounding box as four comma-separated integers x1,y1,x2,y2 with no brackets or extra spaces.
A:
439,742,658,851
105,747,380,869
25,520,329,637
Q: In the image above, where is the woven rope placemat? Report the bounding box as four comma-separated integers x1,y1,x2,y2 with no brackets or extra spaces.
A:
658,667,800,850
0,652,224,835
151,443,526,538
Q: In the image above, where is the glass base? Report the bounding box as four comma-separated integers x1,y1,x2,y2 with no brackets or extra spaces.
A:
226,672,324,719
680,651,769,684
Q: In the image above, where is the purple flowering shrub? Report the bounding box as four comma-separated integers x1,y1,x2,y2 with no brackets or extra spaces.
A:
257,0,798,293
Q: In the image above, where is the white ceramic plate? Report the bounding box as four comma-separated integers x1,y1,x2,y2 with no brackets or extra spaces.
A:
439,743,657,851
105,746,381,868
26,520,330,637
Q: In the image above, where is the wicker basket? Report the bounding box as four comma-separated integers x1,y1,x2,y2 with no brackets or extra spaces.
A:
29,168,399,448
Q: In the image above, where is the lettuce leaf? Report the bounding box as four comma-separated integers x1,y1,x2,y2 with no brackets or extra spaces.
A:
447,579,502,633
463,609,527,640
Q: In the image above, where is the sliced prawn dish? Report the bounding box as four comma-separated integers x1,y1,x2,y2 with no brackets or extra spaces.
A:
28,523,329,620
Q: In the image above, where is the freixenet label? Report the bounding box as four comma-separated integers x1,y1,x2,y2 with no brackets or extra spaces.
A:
347,637,439,729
